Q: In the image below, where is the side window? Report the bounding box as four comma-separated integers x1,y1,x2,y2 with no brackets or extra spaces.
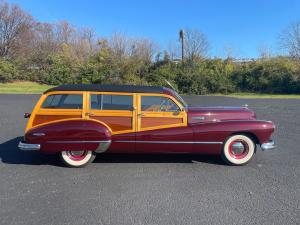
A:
90,94,133,110
42,94,83,109
141,96,180,112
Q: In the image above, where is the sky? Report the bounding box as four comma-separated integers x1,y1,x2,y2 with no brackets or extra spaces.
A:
10,0,300,58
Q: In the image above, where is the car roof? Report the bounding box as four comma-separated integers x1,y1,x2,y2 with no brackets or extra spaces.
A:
44,84,166,94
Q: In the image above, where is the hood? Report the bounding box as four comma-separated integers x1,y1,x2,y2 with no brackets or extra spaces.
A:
187,106,256,125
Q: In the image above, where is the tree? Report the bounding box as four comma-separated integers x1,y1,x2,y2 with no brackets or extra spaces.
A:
130,38,157,63
55,20,76,44
72,26,96,61
257,44,273,59
163,50,170,63
0,1,33,57
167,41,180,60
0,58,17,82
183,28,210,61
279,21,300,59
30,22,58,59
223,44,242,60
109,32,131,60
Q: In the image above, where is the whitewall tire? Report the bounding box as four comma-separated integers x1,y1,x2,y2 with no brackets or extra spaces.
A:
222,135,256,165
60,150,95,167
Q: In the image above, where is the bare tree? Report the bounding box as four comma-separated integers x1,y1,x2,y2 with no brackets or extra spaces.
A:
30,22,58,57
222,44,242,59
55,20,76,44
109,32,131,59
167,41,180,60
79,27,95,46
183,28,210,60
130,38,157,63
74,27,96,60
257,44,273,59
0,1,33,57
279,21,300,59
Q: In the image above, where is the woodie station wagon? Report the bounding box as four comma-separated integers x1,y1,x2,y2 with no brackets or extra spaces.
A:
18,84,275,167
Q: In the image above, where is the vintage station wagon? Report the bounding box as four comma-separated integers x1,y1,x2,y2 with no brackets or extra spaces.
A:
18,84,275,167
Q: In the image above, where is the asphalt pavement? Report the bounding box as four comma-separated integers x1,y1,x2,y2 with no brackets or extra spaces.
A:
0,94,299,225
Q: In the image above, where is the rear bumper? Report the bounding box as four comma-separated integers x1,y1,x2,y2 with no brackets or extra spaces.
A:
18,141,40,151
261,140,275,151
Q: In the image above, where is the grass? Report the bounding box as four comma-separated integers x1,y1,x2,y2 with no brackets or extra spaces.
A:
0,81,53,94
0,82,299,98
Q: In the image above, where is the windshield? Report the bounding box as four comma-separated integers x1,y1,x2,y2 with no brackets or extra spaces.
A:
171,89,188,109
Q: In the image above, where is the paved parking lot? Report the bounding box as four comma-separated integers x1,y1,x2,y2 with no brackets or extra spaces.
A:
0,94,299,225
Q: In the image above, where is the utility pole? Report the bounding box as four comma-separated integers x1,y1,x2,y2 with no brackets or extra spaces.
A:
179,29,184,63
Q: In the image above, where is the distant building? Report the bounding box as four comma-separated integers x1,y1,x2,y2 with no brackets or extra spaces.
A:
172,59,181,64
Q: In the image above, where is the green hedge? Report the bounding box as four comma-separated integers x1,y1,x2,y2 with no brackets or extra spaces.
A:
1,55,300,94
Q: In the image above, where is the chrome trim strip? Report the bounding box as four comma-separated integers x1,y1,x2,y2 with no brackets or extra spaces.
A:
192,116,206,120
217,119,272,123
113,140,223,144
32,133,46,136
18,141,40,151
47,140,111,144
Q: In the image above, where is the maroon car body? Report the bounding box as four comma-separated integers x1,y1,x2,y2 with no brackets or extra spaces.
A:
19,84,275,167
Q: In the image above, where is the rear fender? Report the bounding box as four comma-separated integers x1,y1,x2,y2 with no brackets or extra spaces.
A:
25,119,112,154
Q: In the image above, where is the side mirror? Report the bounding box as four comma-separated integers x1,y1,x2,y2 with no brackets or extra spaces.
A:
173,108,184,115
24,113,31,118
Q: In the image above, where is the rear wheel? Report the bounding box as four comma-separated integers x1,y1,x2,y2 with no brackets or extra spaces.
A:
60,150,95,167
222,134,256,165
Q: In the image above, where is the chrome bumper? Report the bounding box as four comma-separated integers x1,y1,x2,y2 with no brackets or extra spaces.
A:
261,140,275,151
18,141,40,151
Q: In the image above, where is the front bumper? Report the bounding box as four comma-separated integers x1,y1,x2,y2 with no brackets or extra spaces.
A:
261,140,275,151
18,141,40,151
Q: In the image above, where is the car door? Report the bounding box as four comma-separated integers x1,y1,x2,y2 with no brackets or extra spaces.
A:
86,92,136,152
135,93,194,153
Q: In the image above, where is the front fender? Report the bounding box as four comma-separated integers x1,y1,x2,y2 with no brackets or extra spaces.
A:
25,119,112,154
192,120,275,145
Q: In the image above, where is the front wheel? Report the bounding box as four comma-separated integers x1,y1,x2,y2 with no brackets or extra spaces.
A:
222,135,256,166
59,150,95,167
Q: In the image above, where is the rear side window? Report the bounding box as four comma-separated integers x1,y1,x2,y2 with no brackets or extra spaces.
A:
90,94,133,110
42,94,83,109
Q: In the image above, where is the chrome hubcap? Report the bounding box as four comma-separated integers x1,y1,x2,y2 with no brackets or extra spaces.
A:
231,142,245,155
65,150,88,161
70,151,85,156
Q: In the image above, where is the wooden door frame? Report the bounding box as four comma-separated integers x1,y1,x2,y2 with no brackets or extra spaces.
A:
85,91,137,135
136,93,187,132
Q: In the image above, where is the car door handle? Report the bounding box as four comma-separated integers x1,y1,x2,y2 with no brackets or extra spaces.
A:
138,113,145,117
85,112,95,116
